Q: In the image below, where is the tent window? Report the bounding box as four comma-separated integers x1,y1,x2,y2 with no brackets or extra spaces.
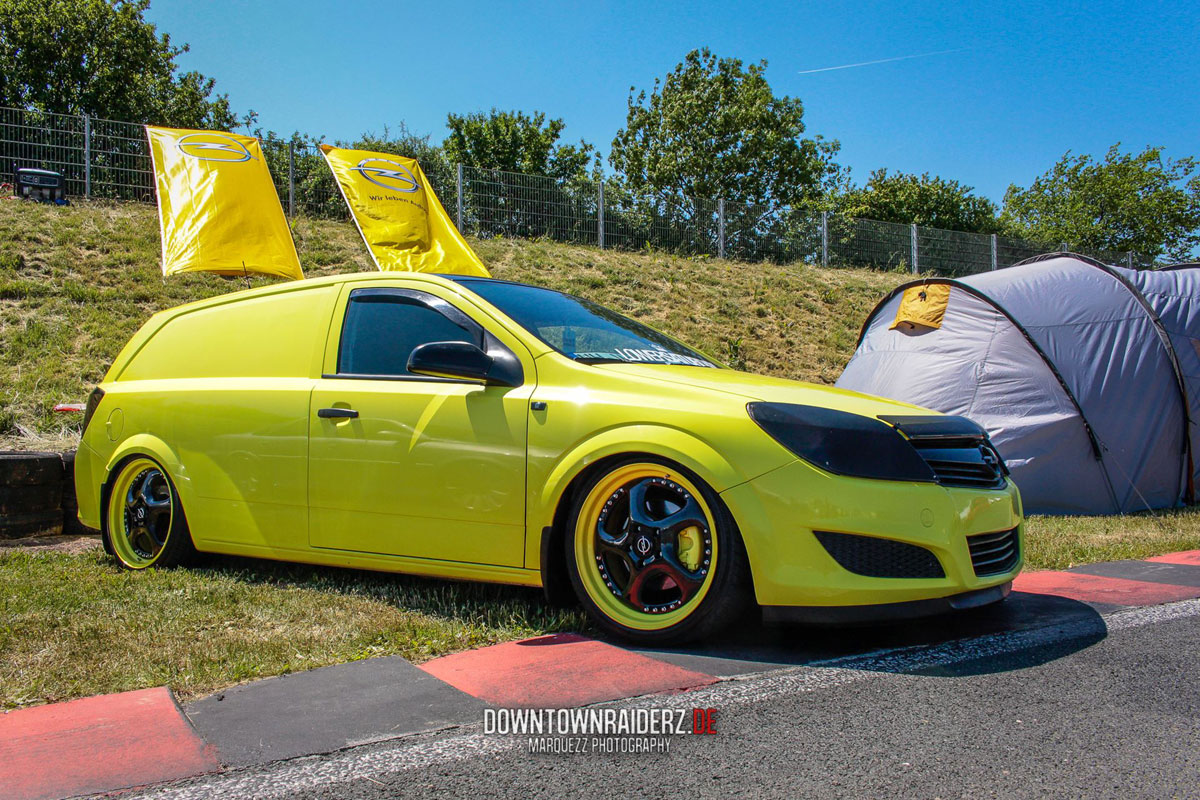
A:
891,284,951,332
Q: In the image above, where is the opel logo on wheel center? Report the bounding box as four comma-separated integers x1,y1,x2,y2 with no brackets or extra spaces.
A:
176,133,255,163
635,536,652,556
351,158,421,193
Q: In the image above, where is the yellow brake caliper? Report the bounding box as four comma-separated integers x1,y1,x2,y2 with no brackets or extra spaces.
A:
677,526,701,571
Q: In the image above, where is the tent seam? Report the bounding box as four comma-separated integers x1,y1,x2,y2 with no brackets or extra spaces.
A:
964,307,1000,418
1013,253,1196,505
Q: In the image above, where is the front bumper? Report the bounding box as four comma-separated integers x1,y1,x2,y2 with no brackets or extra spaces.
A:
720,458,1023,610
762,582,1011,625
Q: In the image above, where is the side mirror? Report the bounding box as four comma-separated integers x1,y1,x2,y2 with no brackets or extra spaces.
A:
408,341,513,385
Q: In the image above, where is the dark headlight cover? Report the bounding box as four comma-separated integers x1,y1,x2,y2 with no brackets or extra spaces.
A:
747,402,936,483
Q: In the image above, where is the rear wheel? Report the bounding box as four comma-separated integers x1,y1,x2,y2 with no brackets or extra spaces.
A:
565,457,750,644
104,457,195,569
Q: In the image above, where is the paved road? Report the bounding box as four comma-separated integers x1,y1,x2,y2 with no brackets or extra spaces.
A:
130,600,1200,800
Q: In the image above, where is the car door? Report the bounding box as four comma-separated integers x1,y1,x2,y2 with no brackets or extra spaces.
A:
307,282,534,567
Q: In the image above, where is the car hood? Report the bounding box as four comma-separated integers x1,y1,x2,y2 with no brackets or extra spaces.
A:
592,363,935,419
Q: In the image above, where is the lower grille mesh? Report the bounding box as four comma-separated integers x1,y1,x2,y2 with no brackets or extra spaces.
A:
814,531,945,579
967,528,1020,576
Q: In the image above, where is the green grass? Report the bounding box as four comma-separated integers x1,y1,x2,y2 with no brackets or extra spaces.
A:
0,548,587,709
1023,508,1200,570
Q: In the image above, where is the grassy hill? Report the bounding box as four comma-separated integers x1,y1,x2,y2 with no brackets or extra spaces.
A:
0,199,907,448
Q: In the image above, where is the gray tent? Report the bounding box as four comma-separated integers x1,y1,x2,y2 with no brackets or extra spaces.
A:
837,253,1200,515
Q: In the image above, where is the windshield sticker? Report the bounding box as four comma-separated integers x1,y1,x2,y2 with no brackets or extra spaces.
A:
575,347,716,368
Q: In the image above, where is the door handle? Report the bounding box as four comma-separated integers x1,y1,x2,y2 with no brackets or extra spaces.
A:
317,407,359,419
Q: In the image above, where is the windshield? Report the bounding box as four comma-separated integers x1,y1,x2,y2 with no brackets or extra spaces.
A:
455,279,718,368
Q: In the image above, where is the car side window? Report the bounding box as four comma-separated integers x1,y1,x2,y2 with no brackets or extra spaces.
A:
337,289,482,378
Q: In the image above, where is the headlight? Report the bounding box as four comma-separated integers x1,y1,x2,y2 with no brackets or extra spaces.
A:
747,402,936,483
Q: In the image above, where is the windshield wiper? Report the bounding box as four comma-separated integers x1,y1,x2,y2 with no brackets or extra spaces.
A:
573,357,630,364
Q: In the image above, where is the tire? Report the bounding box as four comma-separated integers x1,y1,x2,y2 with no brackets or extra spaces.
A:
102,456,196,569
0,482,63,514
564,456,752,645
0,452,64,487
0,510,62,539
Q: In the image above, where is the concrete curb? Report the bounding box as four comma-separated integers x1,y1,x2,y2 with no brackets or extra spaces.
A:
0,687,219,800
2,549,1199,799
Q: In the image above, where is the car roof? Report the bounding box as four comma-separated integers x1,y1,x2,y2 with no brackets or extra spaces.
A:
159,270,498,316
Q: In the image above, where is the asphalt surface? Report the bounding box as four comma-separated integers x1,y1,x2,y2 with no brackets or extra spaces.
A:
126,599,1200,800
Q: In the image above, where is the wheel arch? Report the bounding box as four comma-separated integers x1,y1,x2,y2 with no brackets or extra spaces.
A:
535,427,752,605
100,435,192,541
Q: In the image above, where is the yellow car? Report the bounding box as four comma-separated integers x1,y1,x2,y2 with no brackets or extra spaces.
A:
75,272,1023,644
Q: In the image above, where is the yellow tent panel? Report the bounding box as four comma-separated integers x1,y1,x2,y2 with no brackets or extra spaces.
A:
892,284,951,331
320,144,488,276
146,126,303,280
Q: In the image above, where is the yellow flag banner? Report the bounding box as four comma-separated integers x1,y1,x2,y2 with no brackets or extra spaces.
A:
146,126,303,280
319,145,488,276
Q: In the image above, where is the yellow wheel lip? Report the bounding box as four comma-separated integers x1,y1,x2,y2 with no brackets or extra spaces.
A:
107,457,172,570
574,463,719,631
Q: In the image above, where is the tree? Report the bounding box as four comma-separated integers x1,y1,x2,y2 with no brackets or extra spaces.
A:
1002,144,1200,261
608,48,842,211
443,109,597,181
835,169,1001,233
444,110,598,241
0,0,243,128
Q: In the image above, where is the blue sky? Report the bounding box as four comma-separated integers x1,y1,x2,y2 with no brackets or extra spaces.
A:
147,0,1199,204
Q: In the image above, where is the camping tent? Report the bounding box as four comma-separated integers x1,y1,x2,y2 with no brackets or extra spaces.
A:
836,253,1200,515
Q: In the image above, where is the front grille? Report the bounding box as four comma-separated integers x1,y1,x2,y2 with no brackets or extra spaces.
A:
921,444,1007,489
878,415,1008,490
967,528,1020,576
814,531,945,579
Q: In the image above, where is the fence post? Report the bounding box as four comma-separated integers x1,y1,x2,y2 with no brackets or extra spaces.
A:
990,233,998,271
597,181,605,250
1126,252,1134,269
910,223,919,274
717,198,726,259
82,114,91,199
821,211,829,267
287,142,295,219
456,163,464,231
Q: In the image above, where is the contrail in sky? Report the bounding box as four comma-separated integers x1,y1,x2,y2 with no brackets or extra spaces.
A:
797,47,973,74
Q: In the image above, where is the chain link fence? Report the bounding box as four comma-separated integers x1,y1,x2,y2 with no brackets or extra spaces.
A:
0,105,1155,274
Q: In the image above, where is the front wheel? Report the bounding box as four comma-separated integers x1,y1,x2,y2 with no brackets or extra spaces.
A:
104,456,195,569
565,457,751,644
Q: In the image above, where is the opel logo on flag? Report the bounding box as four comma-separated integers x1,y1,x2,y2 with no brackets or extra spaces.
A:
176,133,255,163
351,158,421,193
